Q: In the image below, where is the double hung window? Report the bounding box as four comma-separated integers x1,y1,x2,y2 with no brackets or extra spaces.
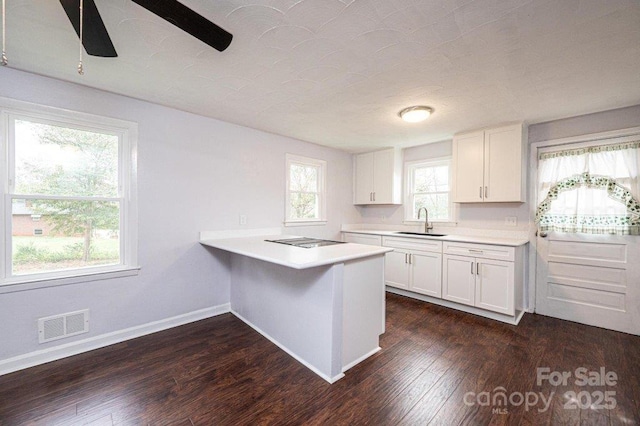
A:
1,101,137,284
405,158,452,222
285,154,326,224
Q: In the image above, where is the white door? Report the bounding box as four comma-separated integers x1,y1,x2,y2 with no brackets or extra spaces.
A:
410,252,442,298
475,259,514,315
535,232,639,335
384,250,410,290
533,137,640,335
442,254,475,306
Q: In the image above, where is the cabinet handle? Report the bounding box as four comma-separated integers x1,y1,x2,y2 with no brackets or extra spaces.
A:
373,192,376,202
471,261,474,275
476,262,480,275
405,253,408,264
484,186,488,199
479,186,482,199
468,249,484,254
409,254,412,264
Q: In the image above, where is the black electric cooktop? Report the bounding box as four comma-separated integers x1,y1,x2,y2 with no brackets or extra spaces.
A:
265,237,346,249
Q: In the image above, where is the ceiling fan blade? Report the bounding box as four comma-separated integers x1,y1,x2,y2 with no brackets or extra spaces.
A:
59,0,118,57
131,0,233,52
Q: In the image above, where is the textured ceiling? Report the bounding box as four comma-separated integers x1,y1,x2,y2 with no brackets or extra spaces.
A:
2,0,640,152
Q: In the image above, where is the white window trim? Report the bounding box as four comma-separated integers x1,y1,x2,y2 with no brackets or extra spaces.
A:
403,156,456,224
0,97,139,289
284,153,327,226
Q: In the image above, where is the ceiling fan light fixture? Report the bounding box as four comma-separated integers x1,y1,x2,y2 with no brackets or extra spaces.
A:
398,106,434,123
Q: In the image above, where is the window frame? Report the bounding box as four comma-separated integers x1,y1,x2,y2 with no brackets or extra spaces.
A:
404,157,455,223
284,153,327,226
0,98,139,289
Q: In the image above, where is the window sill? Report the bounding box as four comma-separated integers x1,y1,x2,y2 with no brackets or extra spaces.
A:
284,220,328,227
0,266,141,294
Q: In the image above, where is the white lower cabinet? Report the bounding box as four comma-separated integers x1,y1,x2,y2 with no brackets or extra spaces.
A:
384,249,410,290
442,255,476,305
342,232,524,323
382,237,442,298
442,242,516,316
475,259,514,315
342,232,382,246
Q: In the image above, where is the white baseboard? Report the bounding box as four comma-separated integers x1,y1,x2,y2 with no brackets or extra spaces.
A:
342,346,380,373
0,303,230,376
231,309,344,384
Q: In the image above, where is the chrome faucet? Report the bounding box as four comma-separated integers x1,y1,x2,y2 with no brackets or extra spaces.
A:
417,207,433,234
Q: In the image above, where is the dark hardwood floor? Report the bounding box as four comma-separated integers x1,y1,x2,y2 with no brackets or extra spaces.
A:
1,293,638,425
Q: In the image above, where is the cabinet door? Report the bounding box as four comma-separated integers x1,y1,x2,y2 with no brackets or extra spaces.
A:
384,250,410,290
484,124,523,202
475,259,514,315
372,149,396,204
354,152,374,204
442,255,475,306
453,131,485,202
410,252,442,298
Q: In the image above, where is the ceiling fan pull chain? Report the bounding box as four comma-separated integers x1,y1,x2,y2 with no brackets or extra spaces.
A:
1,0,7,66
77,0,84,74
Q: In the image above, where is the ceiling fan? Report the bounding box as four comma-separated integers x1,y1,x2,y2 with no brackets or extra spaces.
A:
59,0,233,58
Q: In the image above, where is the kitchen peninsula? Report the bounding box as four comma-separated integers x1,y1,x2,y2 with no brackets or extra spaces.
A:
200,230,393,383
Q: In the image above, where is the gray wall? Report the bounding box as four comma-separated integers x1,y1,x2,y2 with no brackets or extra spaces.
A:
0,67,359,362
529,104,640,143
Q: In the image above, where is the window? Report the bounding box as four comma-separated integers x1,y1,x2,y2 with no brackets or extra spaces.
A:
536,140,640,235
1,100,138,284
285,154,326,225
405,158,452,222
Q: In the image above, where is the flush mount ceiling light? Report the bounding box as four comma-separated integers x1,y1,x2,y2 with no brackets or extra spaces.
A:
398,106,434,123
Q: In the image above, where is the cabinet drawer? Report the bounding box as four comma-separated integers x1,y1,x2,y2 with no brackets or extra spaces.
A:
382,236,442,253
443,241,514,261
342,233,382,246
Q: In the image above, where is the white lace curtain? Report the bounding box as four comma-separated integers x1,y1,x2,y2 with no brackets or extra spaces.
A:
536,141,640,235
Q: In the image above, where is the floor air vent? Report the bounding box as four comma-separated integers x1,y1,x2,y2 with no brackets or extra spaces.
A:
38,309,90,343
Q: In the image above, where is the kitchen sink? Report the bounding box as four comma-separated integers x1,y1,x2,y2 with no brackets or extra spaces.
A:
394,232,447,237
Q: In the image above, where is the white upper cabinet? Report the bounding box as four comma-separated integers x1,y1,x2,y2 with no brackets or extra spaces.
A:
452,123,526,203
354,152,375,204
452,131,485,202
354,148,402,205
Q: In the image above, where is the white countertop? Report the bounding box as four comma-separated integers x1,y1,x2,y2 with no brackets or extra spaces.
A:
200,234,393,269
342,229,529,247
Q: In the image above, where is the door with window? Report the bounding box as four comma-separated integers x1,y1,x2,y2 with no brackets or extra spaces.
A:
534,136,640,335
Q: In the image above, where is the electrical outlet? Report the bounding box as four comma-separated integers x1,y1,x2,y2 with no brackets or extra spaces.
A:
239,215,247,225
505,216,517,227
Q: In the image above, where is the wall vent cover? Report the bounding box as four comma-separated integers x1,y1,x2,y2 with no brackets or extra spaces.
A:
38,309,90,343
